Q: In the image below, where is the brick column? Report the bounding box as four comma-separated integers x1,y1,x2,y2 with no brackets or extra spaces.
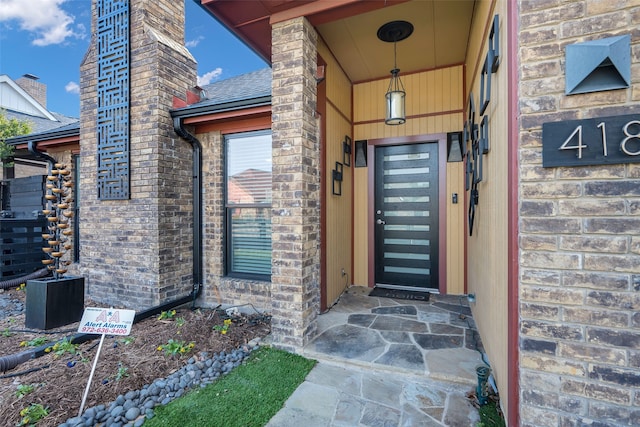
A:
270,17,320,350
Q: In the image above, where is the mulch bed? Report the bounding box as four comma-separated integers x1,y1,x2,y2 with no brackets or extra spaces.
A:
0,287,271,426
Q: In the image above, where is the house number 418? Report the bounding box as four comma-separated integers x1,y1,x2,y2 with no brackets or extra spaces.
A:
560,120,640,158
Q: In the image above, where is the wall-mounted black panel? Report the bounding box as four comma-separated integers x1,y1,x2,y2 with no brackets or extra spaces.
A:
542,113,640,167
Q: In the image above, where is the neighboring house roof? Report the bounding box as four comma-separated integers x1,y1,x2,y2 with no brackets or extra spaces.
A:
4,109,78,135
0,74,56,121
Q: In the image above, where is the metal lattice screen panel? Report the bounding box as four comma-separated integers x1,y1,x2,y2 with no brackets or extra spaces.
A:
97,0,130,200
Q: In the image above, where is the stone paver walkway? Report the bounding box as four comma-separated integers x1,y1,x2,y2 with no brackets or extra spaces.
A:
267,286,487,426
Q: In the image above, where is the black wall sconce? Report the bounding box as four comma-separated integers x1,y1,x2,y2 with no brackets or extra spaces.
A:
343,136,352,167
447,132,463,162
354,140,367,167
332,162,343,196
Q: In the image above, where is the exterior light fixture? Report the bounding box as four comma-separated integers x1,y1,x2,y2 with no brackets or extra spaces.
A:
377,21,413,125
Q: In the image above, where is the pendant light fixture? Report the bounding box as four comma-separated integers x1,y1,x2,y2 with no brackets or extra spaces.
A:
377,21,413,125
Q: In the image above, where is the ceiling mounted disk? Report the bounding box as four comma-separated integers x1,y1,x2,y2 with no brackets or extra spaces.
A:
377,21,414,43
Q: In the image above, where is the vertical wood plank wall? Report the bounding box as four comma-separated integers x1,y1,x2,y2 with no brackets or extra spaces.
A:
464,0,511,418
318,40,354,307
352,65,466,295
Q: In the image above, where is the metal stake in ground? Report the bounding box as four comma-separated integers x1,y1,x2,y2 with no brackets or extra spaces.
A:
79,333,106,416
77,307,136,417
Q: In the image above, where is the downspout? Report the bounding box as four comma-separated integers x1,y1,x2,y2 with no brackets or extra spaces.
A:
173,117,203,304
28,141,56,171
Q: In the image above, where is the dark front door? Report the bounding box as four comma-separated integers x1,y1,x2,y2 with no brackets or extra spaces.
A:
374,143,439,290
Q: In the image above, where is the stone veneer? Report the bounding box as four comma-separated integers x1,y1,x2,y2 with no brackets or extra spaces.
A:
517,1,640,425
269,17,321,350
77,0,197,309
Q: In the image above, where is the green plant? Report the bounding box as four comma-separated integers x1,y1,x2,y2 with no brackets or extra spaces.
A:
15,384,35,399
18,403,49,426
121,336,135,345
157,309,177,321
2,327,14,337
115,363,129,381
156,339,195,356
44,338,79,358
213,318,233,335
17,282,26,291
19,337,48,348
175,317,185,327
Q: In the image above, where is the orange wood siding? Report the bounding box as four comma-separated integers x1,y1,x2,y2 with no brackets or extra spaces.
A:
318,40,354,308
463,0,511,419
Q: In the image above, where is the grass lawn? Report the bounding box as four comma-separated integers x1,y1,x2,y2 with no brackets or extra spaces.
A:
144,347,316,427
478,401,506,427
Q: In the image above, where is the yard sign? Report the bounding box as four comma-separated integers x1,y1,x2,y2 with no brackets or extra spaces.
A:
77,307,136,416
78,307,135,335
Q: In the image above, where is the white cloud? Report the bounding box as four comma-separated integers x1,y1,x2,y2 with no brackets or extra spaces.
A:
0,0,86,46
197,68,223,86
65,81,79,94
186,36,204,49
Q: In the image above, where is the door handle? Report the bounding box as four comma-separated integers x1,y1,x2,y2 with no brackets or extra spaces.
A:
376,219,386,225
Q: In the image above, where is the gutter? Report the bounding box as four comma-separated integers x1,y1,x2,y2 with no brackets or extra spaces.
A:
171,95,271,120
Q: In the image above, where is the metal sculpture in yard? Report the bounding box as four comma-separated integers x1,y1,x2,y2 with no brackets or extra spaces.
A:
41,163,74,279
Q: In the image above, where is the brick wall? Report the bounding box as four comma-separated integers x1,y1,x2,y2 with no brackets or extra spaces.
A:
518,1,640,425
270,17,321,350
77,0,197,309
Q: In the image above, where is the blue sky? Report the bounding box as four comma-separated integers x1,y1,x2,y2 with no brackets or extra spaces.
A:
0,0,267,118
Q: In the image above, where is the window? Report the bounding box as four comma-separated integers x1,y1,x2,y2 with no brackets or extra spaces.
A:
225,131,272,279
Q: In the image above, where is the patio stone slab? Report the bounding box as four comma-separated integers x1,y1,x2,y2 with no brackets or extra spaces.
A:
379,330,413,344
414,333,464,349
466,328,485,352
434,302,472,316
374,344,425,372
333,394,365,426
370,315,429,333
372,305,418,315
307,324,386,361
402,381,448,408
450,312,476,328
362,374,404,408
400,404,444,427
348,313,377,327
304,363,361,396
425,348,483,385
430,323,464,335
442,393,480,426
331,291,381,313
360,402,401,427
265,407,331,427
417,311,450,324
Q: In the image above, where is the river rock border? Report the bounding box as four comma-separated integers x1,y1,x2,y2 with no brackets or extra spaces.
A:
58,338,262,427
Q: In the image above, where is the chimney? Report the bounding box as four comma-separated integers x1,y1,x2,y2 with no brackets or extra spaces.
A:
16,74,47,108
